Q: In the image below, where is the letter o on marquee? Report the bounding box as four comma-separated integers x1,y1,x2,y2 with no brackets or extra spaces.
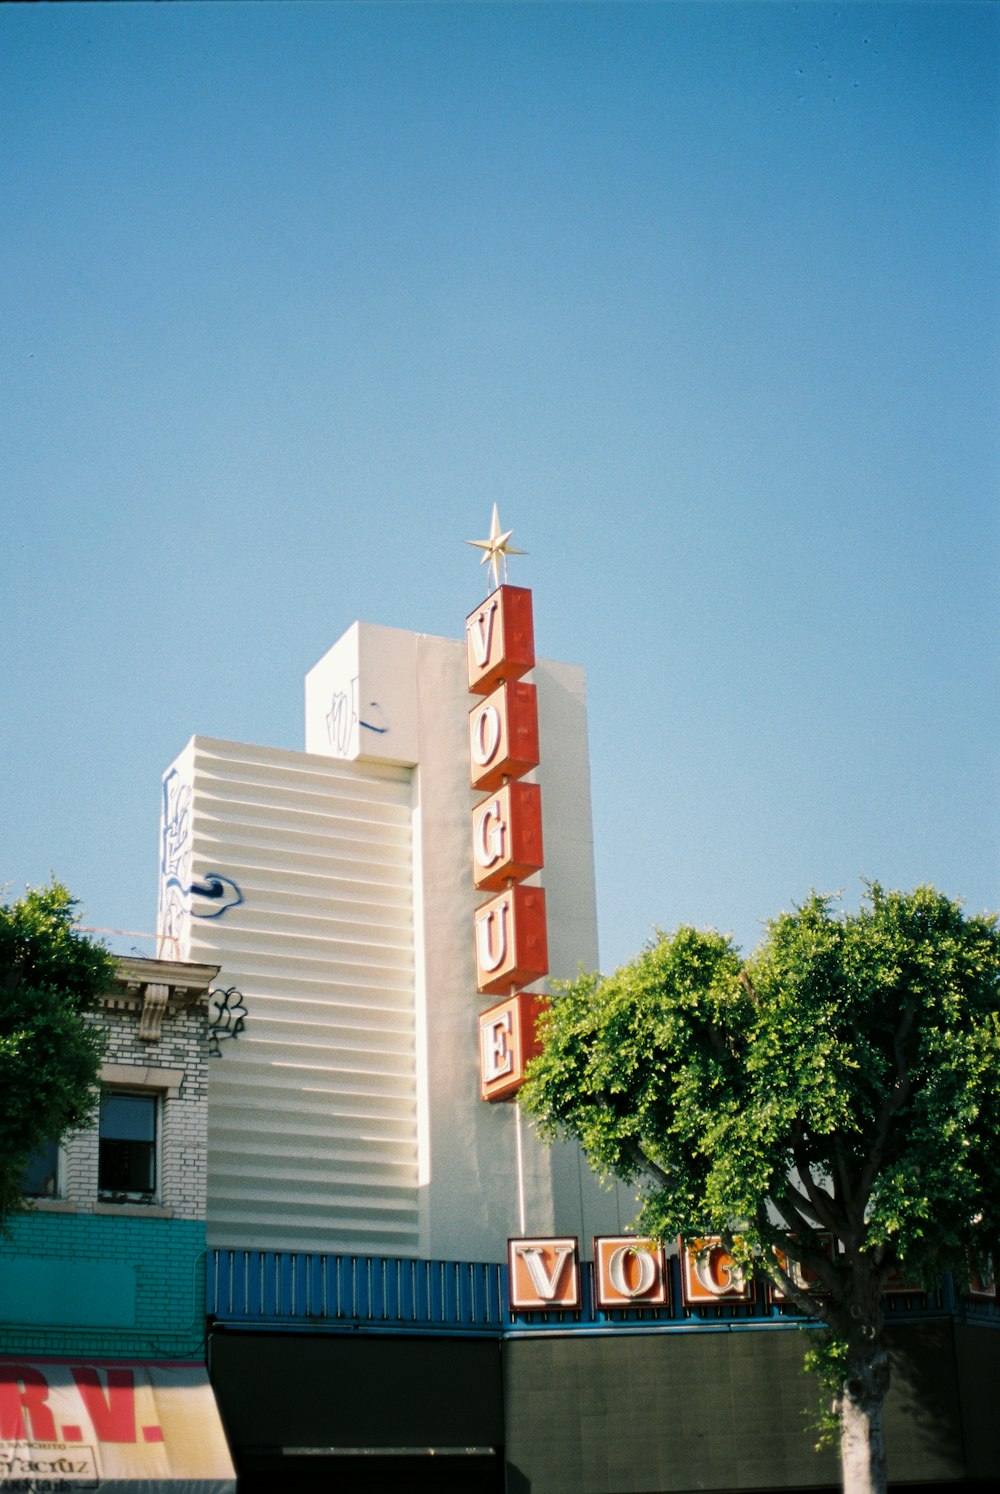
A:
608,1243,657,1298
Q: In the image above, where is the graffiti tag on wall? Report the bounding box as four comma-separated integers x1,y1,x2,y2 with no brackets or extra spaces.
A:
158,766,244,960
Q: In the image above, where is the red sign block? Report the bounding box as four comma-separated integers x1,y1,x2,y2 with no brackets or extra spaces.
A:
770,1233,834,1301
966,1255,997,1301
679,1236,754,1305
478,990,548,1102
594,1236,669,1310
466,585,535,696
509,1237,580,1311
472,781,544,891
474,885,548,995
469,681,539,792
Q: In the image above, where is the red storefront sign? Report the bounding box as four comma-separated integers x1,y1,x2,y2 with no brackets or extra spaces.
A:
466,562,549,1101
0,1358,235,1491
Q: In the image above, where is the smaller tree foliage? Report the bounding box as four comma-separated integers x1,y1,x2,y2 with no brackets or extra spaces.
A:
522,885,1000,1494
0,882,114,1225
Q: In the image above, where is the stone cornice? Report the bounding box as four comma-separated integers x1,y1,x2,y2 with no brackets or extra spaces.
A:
104,956,221,1042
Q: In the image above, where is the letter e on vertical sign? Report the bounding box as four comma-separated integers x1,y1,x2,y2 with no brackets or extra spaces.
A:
593,1236,669,1309
508,1237,581,1311
466,586,535,695
479,991,547,1102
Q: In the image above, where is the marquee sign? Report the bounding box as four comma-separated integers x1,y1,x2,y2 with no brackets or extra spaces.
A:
770,1233,833,1301
507,1236,670,1313
465,515,549,1104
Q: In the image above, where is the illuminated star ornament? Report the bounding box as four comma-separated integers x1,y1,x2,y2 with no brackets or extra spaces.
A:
465,503,527,593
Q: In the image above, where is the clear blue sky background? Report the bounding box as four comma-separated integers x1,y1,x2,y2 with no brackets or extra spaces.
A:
3,2,997,971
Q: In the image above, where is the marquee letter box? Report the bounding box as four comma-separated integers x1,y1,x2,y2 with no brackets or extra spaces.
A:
469,681,539,792
474,884,548,995
478,990,548,1102
466,585,535,695
472,781,544,891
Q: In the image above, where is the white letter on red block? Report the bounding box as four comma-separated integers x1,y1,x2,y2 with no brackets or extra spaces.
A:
508,1237,580,1310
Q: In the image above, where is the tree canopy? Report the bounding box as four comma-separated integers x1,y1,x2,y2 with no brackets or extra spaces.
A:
0,882,114,1225
522,884,1000,1494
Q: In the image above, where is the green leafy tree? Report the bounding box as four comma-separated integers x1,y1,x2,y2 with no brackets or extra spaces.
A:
522,885,1000,1494
0,882,114,1226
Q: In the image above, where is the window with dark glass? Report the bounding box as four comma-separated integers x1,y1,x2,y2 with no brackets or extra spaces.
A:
98,1092,156,1196
22,1141,59,1198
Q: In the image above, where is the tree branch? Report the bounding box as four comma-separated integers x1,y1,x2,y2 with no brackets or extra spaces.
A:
851,997,917,1218
790,1144,843,1236
753,1206,826,1319
621,1138,671,1190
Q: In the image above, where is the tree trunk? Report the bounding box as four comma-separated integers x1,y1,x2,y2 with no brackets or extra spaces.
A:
838,1341,889,1494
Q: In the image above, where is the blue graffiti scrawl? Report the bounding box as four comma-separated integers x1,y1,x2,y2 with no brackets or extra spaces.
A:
158,767,244,957
183,873,244,919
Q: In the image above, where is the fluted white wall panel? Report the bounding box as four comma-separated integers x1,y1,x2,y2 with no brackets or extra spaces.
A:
160,737,419,1255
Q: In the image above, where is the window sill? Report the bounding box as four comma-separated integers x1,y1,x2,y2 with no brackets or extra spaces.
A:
93,1201,174,1219
23,1199,77,1214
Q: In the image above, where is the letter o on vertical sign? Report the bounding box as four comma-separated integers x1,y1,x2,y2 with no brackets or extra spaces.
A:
471,705,502,769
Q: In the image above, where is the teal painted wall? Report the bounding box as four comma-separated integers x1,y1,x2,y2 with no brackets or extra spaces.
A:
0,1213,207,1359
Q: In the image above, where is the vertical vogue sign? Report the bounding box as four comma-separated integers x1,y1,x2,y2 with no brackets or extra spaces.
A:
467,586,548,1102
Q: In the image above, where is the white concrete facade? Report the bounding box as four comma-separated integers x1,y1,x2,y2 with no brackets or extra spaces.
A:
159,618,629,1260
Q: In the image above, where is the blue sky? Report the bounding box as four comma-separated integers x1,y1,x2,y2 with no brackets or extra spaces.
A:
3,2,997,970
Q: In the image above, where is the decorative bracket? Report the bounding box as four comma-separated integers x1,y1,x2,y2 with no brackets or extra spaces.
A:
138,983,170,1043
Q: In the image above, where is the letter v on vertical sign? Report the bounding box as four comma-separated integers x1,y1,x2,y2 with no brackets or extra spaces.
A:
466,586,535,695
508,1237,581,1310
